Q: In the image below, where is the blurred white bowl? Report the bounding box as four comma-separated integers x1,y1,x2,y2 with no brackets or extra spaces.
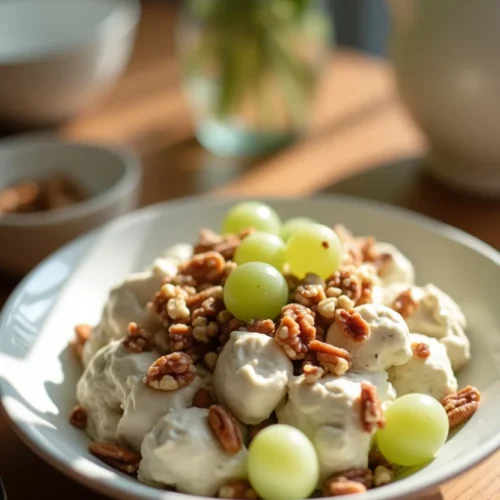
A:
0,0,141,127
0,135,141,275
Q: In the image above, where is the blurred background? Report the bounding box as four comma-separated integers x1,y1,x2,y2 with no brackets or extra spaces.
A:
0,0,499,275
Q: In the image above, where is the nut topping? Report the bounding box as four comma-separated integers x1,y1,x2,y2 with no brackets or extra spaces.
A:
246,319,276,336
358,382,385,433
178,251,226,284
294,284,326,309
192,388,216,409
309,340,352,376
208,405,243,454
274,304,316,360
441,386,481,428
70,323,92,359
373,465,393,487
144,352,196,391
334,308,370,343
302,362,325,384
411,342,430,360
69,405,87,429
89,442,141,474
326,267,362,303
123,322,154,353
168,323,195,351
324,468,373,496
218,480,259,499
392,289,418,319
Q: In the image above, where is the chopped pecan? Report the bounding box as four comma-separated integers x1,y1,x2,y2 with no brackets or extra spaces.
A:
358,382,385,433
71,323,92,359
123,322,154,353
186,286,224,308
246,319,276,336
88,442,141,475
324,468,373,496
220,261,238,285
144,352,196,391
194,228,253,261
309,340,352,376
192,296,225,321
294,284,326,310
302,362,325,384
204,351,219,371
373,466,393,487
411,342,430,360
334,308,370,343
168,323,194,351
69,405,87,429
274,304,316,360
326,267,362,303
442,386,481,428
218,480,259,499
192,388,216,409
208,405,243,454
192,316,219,343
392,289,418,318
150,283,190,325
247,416,277,444
317,297,338,321
163,273,198,289
178,251,226,284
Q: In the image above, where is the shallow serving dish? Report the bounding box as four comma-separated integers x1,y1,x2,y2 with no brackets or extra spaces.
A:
0,196,499,500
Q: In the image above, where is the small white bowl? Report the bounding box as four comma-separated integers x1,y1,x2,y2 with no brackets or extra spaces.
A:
0,0,140,126
0,196,499,500
0,134,141,275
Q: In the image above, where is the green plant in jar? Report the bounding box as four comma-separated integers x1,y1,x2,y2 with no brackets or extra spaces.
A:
179,0,332,157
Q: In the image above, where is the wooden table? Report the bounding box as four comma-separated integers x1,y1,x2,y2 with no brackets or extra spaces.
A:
1,1,499,499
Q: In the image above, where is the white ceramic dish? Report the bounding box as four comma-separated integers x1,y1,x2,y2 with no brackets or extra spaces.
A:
0,196,499,500
0,134,141,275
0,0,140,126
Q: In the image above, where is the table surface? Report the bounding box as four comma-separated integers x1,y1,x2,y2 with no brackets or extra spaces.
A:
1,1,500,499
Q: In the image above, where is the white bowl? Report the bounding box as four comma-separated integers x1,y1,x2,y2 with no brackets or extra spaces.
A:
0,196,499,500
0,0,140,126
0,134,141,275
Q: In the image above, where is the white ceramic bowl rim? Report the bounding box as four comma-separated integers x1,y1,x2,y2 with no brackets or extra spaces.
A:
0,134,141,227
1,195,499,500
0,0,141,64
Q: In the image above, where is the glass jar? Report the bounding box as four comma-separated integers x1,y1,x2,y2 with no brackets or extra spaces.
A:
177,0,332,157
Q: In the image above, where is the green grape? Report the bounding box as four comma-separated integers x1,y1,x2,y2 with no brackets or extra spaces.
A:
280,217,316,242
224,262,288,321
234,232,286,270
222,202,281,235
285,224,342,279
376,394,449,467
248,424,319,500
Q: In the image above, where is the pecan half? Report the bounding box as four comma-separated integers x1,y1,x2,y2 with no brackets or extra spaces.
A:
411,342,430,360
192,388,216,409
274,303,316,360
150,283,191,326
123,322,154,353
392,289,418,319
441,386,481,428
334,308,370,343
218,480,259,499
358,382,385,433
69,405,87,429
168,323,194,351
89,442,141,475
194,228,253,261
178,251,226,284
144,352,196,391
186,286,224,308
208,405,243,454
324,468,373,496
309,340,352,376
294,284,326,310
